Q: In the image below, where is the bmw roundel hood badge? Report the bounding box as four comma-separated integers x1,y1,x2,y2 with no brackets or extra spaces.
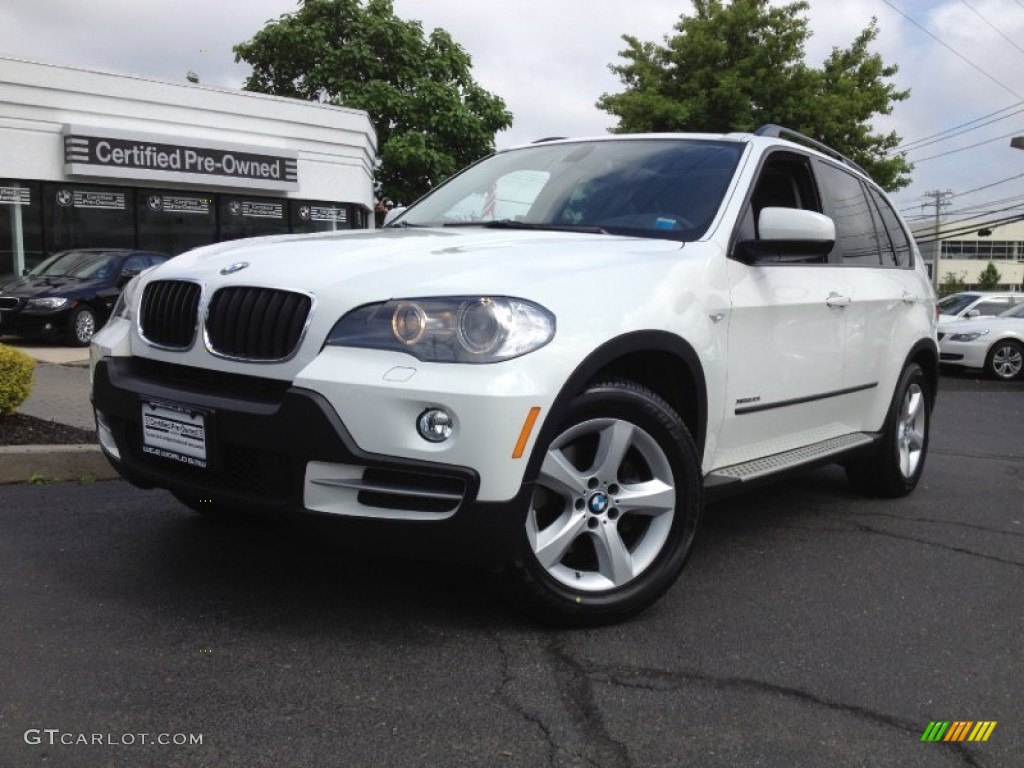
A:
220,261,250,275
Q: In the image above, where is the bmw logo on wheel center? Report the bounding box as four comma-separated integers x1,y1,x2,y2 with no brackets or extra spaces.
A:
588,493,609,514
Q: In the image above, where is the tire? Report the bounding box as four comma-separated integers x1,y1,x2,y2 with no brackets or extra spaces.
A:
505,379,702,626
66,305,97,347
984,339,1024,381
171,491,248,521
845,363,931,497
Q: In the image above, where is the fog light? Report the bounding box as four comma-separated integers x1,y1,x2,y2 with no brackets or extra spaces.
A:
417,408,454,443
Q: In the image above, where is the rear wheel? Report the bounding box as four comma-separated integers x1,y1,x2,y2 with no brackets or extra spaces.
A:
846,363,931,497
985,339,1024,381
506,379,702,626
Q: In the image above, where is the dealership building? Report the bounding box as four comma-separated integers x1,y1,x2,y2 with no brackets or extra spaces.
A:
0,55,376,280
912,219,1024,291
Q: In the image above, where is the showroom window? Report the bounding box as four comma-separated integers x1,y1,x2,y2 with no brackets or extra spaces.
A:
289,200,355,234
219,195,289,240
137,189,217,255
0,180,43,277
43,183,135,254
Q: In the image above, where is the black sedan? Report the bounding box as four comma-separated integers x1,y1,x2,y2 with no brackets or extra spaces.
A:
0,249,168,346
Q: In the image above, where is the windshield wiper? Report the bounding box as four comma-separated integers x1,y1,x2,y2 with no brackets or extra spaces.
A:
482,220,608,234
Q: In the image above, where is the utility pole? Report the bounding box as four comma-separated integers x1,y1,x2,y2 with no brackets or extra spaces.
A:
921,190,953,294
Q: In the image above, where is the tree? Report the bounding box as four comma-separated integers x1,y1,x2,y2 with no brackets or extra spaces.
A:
940,270,967,297
596,0,912,191
234,0,512,206
976,261,1002,290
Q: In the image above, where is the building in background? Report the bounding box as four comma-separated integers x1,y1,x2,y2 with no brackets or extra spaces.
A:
0,56,376,279
911,219,1024,291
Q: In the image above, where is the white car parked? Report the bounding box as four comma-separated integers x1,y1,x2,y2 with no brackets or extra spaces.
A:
937,291,1024,322
939,301,1024,380
91,126,938,624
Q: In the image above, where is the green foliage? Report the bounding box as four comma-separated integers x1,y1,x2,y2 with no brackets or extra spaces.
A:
975,261,1002,291
0,344,34,416
597,0,912,191
234,0,512,205
940,270,967,296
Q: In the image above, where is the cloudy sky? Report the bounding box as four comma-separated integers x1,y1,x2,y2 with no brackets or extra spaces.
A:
1,0,1023,226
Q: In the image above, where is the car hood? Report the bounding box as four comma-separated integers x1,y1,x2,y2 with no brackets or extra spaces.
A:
0,275,103,298
124,227,702,378
150,227,688,299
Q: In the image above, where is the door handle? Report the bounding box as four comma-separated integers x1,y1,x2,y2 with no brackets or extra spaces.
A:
901,292,917,305
826,292,851,309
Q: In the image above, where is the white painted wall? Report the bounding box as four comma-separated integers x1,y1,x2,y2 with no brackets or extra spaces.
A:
0,55,376,208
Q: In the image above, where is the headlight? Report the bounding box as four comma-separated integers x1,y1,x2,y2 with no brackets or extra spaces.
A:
326,296,555,363
110,274,143,322
949,330,989,342
25,297,69,311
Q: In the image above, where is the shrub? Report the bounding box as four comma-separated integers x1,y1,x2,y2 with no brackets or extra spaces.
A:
0,344,35,415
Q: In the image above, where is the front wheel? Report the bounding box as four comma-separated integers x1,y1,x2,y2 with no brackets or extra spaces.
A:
845,363,931,497
505,379,702,626
66,305,97,347
985,339,1024,381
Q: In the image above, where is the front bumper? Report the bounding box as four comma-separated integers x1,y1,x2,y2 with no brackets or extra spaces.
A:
938,339,988,369
92,357,530,565
0,308,71,338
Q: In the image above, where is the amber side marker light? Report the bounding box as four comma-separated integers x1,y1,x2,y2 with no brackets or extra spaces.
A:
512,407,542,459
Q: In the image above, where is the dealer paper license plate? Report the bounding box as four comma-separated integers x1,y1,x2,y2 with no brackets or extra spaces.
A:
141,400,208,468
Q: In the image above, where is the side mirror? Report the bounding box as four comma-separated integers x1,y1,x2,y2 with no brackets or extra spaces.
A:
734,208,836,264
964,309,981,318
382,206,407,227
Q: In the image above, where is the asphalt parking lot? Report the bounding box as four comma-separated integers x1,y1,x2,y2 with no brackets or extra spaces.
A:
1,372,1021,768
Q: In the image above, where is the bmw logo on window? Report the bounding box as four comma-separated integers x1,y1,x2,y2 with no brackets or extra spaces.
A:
219,262,250,275
229,201,242,216
56,189,73,207
148,195,163,212
299,205,311,221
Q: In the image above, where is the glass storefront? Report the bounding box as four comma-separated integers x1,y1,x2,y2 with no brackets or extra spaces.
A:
0,180,43,275
137,189,216,255
0,178,367,278
43,183,136,254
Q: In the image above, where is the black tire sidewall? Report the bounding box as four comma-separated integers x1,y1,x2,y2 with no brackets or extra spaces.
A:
512,381,702,623
879,363,931,494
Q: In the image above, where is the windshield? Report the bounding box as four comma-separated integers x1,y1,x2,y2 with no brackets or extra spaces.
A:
29,250,119,279
937,293,979,315
392,139,745,241
998,302,1024,319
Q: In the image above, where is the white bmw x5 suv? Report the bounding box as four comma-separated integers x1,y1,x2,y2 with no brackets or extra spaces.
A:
91,126,938,624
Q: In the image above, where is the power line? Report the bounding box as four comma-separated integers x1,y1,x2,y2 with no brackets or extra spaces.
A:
914,213,1024,244
958,0,1024,58
879,0,1024,100
908,128,1024,164
891,105,1024,155
899,172,1024,213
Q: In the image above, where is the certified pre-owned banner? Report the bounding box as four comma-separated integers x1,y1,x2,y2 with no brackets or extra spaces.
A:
62,126,298,191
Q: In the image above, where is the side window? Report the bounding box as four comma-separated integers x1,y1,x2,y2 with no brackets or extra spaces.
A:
739,151,821,241
868,187,913,268
975,299,1010,316
121,254,149,273
814,161,881,266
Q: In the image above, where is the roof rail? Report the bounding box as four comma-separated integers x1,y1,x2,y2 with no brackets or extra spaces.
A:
754,124,870,178
532,136,568,144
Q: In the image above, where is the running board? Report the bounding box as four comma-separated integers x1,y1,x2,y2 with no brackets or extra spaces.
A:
706,433,876,486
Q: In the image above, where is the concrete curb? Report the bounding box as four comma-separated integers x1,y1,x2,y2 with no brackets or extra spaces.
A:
0,444,120,485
